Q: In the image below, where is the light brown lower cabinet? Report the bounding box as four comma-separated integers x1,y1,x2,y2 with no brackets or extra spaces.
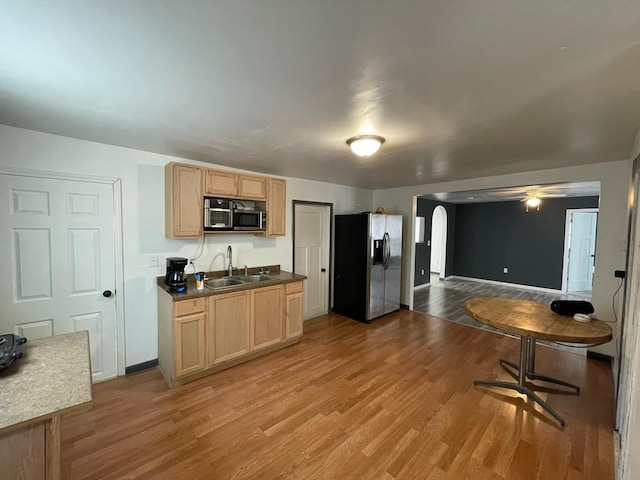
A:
158,281,304,387
174,311,207,378
285,281,304,339
250,285,284,351
209,290,250,365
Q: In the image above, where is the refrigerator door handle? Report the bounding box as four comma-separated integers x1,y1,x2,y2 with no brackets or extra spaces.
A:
383,232,390,270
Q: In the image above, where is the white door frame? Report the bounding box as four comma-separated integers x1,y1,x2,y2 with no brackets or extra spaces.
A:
430,205,448,279
561,208,598,293
292,200,332,318
0,165,126,376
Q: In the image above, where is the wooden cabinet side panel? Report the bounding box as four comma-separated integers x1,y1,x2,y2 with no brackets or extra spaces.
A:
266,178,286,236
286,291,304,339
45,415,61,480
174,313,207,377
157,291,176,384
0,422,46,479
209,292,250,365
205,169,238,197
238,174,267,200
251,285,284,351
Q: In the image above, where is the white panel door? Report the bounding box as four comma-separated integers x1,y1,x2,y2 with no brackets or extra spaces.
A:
0,174,117,381
294,204,330,320
567,211,598,292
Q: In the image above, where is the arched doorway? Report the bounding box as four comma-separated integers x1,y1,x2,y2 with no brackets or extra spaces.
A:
430,205,448,281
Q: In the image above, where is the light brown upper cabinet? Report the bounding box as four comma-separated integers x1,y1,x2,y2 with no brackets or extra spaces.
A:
266,178,286,236
204,168,238,197
238,174,267,200
205,170,267,200
165,163,203,238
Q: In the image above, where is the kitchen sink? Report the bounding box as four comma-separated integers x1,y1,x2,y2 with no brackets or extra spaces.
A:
204,277,245,289
237,274,275,282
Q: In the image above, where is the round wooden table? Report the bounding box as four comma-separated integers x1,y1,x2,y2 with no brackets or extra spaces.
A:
465,297,613,426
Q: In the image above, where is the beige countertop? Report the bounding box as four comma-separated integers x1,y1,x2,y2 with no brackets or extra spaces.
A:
157,267,307,301
0,331,93,434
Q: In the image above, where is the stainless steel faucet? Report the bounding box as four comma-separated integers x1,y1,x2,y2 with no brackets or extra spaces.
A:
227,245,233,276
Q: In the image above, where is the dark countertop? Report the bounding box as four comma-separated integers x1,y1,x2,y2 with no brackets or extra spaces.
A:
157,266,306,301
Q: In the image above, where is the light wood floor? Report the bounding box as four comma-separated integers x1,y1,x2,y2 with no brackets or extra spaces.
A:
62,310,614,480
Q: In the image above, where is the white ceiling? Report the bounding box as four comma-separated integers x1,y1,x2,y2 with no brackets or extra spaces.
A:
1,1,640,189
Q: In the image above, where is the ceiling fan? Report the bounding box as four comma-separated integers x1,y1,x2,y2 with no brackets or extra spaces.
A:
518,187,568,211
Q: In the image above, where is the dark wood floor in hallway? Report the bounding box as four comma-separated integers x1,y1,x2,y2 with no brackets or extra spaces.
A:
62,310,615,480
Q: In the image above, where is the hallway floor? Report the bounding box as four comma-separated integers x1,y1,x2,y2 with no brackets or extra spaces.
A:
413,275,594,354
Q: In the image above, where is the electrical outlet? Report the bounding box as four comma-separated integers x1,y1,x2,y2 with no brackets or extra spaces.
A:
148,255,159,267
503,267,508,274
615,270,626,279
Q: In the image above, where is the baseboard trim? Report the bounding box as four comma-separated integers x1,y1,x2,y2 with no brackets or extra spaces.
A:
587,351,613,363
413,282,431,291
400,303,409,310
449,275,564,294
125,359,158,375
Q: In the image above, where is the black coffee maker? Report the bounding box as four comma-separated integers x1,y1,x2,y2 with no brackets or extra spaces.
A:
165,257,188,292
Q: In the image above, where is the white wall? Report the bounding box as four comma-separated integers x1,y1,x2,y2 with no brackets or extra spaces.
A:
0,125,373,367
374,159,632,357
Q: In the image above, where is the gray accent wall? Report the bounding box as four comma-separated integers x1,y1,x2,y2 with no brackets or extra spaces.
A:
452,196,599,289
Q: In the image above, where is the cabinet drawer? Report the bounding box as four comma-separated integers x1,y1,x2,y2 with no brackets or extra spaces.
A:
175,297,206,317
285,281,303,294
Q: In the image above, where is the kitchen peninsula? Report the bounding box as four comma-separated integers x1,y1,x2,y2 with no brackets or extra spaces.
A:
157,266,305,387
0,331,93,479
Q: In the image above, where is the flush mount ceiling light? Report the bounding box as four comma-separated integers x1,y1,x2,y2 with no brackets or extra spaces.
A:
346,135,385,157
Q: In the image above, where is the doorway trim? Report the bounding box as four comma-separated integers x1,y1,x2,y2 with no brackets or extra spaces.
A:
561,208,598,293
292,200,333,317
430,205,448,280
0,165,126,377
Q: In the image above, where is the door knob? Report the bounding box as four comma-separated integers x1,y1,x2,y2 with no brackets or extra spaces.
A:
102,290,113,297
321,268,326,272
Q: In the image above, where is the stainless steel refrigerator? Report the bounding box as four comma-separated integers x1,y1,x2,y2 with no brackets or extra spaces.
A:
333,213,403,322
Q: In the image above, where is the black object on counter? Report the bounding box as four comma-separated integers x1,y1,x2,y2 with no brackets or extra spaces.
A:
550,300,595,316
0,334,27,373
165,257,188,293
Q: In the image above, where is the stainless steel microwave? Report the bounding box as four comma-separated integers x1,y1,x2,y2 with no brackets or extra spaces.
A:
204,197,233,231
233,209,267,231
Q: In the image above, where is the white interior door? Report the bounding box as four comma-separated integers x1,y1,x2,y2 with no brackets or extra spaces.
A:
566,210,598,292
294,203,330,320
0,174,118,381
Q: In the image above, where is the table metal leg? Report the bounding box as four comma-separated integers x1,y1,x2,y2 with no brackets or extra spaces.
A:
474,335,567,426
499,339,580,392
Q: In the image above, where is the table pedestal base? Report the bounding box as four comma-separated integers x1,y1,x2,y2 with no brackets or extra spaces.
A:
474,336,578,427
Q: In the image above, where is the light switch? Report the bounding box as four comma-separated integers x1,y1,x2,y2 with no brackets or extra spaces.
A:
503,267,508,274
149,255,159,267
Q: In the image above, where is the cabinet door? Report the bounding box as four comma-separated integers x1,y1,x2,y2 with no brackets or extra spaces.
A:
174,312,206,377
266,178,286,236
205,169,238,197
285,291,304,339
209,291,250,365
237,174,267,200
251,285,283,351
165,163,203,238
